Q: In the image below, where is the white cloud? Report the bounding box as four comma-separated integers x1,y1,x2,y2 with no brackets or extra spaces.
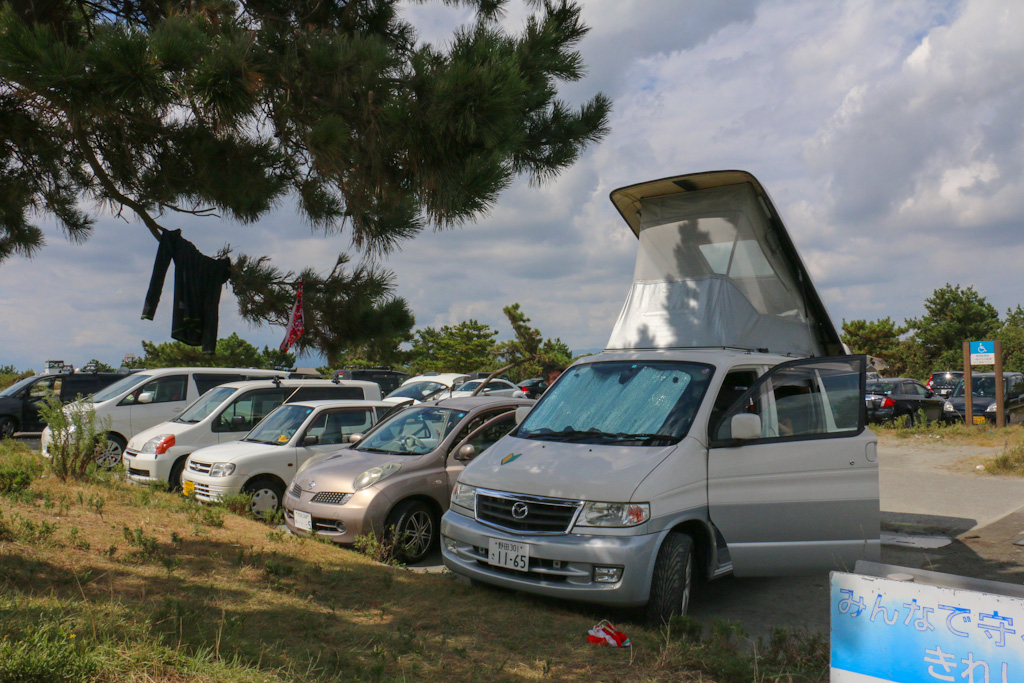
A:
7,0,1024,372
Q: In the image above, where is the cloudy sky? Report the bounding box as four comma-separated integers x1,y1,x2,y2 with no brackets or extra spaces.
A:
2,0,1022,372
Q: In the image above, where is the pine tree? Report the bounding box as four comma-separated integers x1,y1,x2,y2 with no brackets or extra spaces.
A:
0,0,610,355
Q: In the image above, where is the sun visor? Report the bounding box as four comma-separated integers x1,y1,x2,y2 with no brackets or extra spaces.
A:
606,172,842,358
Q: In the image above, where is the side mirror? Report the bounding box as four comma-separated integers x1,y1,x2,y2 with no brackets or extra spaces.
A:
731,413,762,440
302,434,320,446
137,392,154,404
925,391,935,398
230,415,246,430
454,444,476,461
514,405,532,425
348,433,364,444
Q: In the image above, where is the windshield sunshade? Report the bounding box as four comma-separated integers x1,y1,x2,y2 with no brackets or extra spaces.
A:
517,361,714,445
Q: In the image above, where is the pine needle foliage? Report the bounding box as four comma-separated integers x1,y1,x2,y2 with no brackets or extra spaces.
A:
0,0,610,353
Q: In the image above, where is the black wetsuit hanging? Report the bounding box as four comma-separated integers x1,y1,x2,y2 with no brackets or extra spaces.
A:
141,229,231,355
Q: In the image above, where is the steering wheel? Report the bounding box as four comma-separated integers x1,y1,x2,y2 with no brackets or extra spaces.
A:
401,434,427,450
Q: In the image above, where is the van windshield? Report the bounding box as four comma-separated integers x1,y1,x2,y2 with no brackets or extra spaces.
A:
91,373,151,403
175,386,235,423
0,375,39,398
952,377,1004,398
516,361,715,445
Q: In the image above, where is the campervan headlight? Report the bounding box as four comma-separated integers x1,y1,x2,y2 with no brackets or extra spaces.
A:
353,463,401,491
450,483,477,514
576,502,650,528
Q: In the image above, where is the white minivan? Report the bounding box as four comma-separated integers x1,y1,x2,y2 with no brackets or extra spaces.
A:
41,367,289,466
181,399,398,514
441,170,880,624
123,379,381,489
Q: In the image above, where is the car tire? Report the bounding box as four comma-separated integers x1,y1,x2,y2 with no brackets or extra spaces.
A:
386,500,437,565
0,416,16,440
95,434,127,469
243,477,285,517
168,457,188,491
646,532,695,626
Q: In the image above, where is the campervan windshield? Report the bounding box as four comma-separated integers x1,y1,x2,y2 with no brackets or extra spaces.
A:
516,360,714,445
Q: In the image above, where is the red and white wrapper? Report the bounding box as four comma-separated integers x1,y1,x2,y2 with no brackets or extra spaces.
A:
586,620,631,647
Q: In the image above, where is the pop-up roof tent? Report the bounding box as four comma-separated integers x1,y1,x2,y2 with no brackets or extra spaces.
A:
606,170,843,358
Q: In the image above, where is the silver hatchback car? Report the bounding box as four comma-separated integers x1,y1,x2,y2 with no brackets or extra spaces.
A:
283,396,533,563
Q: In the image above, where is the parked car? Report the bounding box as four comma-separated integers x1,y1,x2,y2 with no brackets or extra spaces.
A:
516,377,547,399
181,399,397,514
384,373,470,405
121,378,382,488
864,378,944,425
0,369,131,438
942,372,1024,425
926,371,964,398
440,169,879,624
449,378,526,398
334,368,409,395
40,367,291,467
283,396,533,563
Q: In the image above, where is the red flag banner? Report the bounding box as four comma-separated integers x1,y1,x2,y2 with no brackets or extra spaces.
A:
280,280,305,352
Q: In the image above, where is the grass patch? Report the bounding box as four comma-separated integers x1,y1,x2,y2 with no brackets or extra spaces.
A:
875,419,1024,447
0,447,827,682
983,442,1024,475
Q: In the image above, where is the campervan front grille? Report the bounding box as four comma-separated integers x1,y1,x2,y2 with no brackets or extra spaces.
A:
475,490,581,534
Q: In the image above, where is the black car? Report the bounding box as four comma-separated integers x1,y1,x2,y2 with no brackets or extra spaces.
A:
942,372,1024,425
864,378,945,425
334,368,409,395
517,377,547,399
926,370,964,398
0,370,130,437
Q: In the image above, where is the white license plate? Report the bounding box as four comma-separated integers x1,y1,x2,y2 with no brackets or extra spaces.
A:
488,538,530,572
294,509,313,532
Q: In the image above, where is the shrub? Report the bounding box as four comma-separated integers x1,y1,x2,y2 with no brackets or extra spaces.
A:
0,624,97,683
39,394,112,481
0,453,38,495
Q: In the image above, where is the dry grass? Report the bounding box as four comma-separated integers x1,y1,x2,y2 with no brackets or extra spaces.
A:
0,440,827,682
874,421,1024,448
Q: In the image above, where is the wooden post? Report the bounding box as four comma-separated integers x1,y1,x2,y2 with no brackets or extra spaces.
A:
963,341,973,426
995,339,1005,429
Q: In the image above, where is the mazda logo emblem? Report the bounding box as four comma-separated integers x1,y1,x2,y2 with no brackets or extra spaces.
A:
307,480,316,490
511,502,529,519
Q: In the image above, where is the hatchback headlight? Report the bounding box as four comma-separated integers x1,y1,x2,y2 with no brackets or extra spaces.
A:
576,502,650,528
353,462,401,491
986,402,997,412
141,434,175,455
450,483,477,513
943,402,954,412
209,462,236,477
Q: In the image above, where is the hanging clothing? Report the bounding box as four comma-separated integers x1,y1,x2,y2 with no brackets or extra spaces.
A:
141,229,231,355
280,280,305,352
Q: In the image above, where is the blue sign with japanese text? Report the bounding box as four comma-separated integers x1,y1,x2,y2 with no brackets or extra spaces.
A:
970,341,996,365
831,572,1024,682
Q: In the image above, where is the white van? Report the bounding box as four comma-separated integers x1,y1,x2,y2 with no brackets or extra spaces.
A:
181,399,397,514
123,379,382,489
441,170,880,624
41,367,289,466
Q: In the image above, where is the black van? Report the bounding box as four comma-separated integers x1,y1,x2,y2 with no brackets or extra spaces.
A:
334,368,409,395
0,371,129,437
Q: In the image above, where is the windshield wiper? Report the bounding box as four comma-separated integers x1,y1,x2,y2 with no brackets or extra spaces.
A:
524,427,673,445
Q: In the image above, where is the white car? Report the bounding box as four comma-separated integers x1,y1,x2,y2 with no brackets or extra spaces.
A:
123,379,381,489
181,400,398,514
384,373,471,405
449,378,526,398
41,367,289,466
